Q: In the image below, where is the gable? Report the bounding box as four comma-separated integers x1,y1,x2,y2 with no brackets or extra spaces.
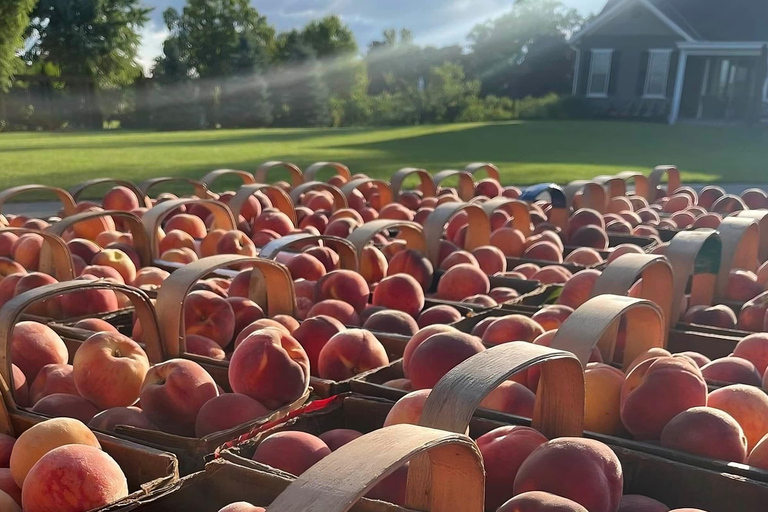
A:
587,2,682,39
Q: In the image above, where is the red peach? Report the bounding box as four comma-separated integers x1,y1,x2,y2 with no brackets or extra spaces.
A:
252,431,330,476
372,273,424,318
384,389,430,427
317,329,388,380
233,320,291,349
683,304,737,329
482,314,545,346
217,230,257,257
479,381,536,417
417,305,462,328
617,495,670,512
472,245,507,275
498,491,588,512
29,364,77,404
709,384,768,451
31,394,100,423
184,290,236,348
0,232,19,258
661,406,747,462
439,250,479,270
166,213,207,238
409,331,484,390
700,357,762,386
253,211,294,236
726,269,763,303
158,229,196,255
11,322,68,382
195,393,270,437
319,429,363,451
92,248,137,284
490,228,526,257
437,263,490,302
523,241,563,263
402,325,459,378
387,249,434,291
359,246,388,286
314,270,370,313
293,315,345,376
186,334,226,360
307,299,360,326
531,305,574,331
14,272,59,317
733,333,768,373
88,406,158,432
364,309,419,336
11,234,43,270
557,269,601,309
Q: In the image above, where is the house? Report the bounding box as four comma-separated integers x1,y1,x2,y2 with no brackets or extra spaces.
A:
569,0,768,124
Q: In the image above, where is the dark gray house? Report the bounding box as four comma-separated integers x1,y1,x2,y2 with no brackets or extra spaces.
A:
569,0,768,123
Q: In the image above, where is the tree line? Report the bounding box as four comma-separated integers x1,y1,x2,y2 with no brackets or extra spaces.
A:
0,0,586,131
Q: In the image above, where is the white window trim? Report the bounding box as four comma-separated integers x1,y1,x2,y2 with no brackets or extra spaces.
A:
587,49,613,98
643,48,673,99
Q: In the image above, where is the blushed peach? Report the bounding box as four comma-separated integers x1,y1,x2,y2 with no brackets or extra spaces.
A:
185,334,226,360
195,393,270,437
584,363,626,436
372,273,424,318
387,249,434,291
661,407,747,462
489,287,520,303
184,290,236,348
479,381,536,417
409,331,484,389
490,228,526,257
566,209,605,241
13,272,59,317
557,269,601,309
498,492,588,512
303,246,340,273
439,250,479,271
359,246,387,286
618,495,670,512
700,357,761,386
726,270,763,303
319,429,363,451
482,314,545,346
417,305,462,328
733,333,768,374
437,263,490,302
0,232,19,259
673,351,710,368
29,364,77,404
252,431,330,476
384,389,430,426
531,266,572,284
627,348,673,374
11,234,43,271
30,394,100,423
314,270,370,313
307,299,360,326
11,365,28,407
250,229,280,247
683,305,737,329
218,503,265,512
159,229,195,255
570,225,609,250
317,329,388,380
88,406,158,432
472,245,507,275
403,325,459,378
217,230,257,257
165,213,207,238
11,322,68,383
513,263,540,279
364,309,419,336
523,241,563,263
564,247,603,266
104,186,140,211
708,384,768,451
531,305,574,331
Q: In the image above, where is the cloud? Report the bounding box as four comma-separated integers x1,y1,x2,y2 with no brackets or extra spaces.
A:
136,20,170,74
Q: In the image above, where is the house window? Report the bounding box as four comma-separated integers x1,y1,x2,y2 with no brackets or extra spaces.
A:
644,49,672,98
587,49,613,98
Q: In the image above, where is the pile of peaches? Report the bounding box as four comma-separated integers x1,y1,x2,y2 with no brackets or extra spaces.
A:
1,168,768,512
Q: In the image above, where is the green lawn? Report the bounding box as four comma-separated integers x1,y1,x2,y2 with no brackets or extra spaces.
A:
1,121,767,197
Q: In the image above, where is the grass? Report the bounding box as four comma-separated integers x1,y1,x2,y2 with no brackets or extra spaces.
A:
1,120,767,198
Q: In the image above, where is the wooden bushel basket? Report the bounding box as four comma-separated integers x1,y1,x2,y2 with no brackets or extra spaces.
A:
68,178,153,208
120,424,483,512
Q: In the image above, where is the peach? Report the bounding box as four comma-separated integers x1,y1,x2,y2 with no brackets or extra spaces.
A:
72,319,118,334
607,244,644,264
489,287,520,303
293,315,345,375
226,297,265,336
272,314,300,334
92,248,137,284
523,241,563,262
570,225,609,250
184,290,236,348
513,437,622,512
325,218,359,238
531,266,572,284
557,269,601,309
482,314,545,346
61,274,120,318
218,503,265,512
140,358,219,436
472,245,507,275
216,230,257,258
299,212,329,234
14,272,59,317
0,489,19,512
733,333,768,374
479,381,536,417
566,209,604,241
200,229,227,257
0,273,24,308
531,305,574,331
11,234,43,271
437,263,490,302
0,434,14,467
94,230,124,248
88,406,158,432
159,229,196,256
726,270,763,303
673,351,710,368
700,357,761,386
318,329,388,381
252,211,294,236
417,305,462,328
229,329,309,409
250,229,280,247
708,384,768,451
307,299,360,326
12,364,28,407
661,406,747,462
22,445,128,512
384,389,430,426
403,325,459,378
384,378,413,391
314,270,370,313
475,179,503,198
195,393,270,437
186,334,226,360
409,331,484,390
445,211,469,242
0,258,25,280
103,185,140,211
627,347,673,374
233,320,291,349
490,210,511,231
563,247,603,266
498,492,588,512
81,264,123,283
477,425,549,510
11,322,68,383
439,250,479,270
683,305,737,329
513,263,541,279
29,364,77,404
372,274,424,318
359,246,388,286
30,393,100,423
463,294,497,307
606,219,632,234
621,357,707,440
0,232,19,258
227,269,253,298
741,189,768,209
584,363,626,435
286,253,326,282
490,228,526,257
319,429,363,451
302,246,339,273
72,207,116,240
252,431,330,476
165,213,207,238
618,495,670,512
387,250,434,291
437,240,461,267
364,309,419,336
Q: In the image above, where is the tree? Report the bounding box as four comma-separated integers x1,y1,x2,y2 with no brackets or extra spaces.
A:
467,0,583,98
300,15,357,59
0,0,37,92
424,62,481,123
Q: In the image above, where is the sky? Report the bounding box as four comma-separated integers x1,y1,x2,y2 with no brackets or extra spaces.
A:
136,0,608,72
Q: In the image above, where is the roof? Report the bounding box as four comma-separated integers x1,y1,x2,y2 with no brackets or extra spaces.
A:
588,0,768,42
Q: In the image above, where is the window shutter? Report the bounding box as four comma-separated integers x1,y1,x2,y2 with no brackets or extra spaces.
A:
637,51,650,96
609,50,621,95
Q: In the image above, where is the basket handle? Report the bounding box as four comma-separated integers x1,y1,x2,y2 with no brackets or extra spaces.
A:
433,170,475,201
138,177,214,199
47,210,152,268
200,169,256,189
0,185,78,218
591,254,673,341
347,219,427,261
269,424,484,512
390,168,436,199
155,255,295,357
716,216,760,299
0,280,164,408
303,162,352,184
564,180,607,212
478,197,532,236
229,184,297,225
141,199,236,259
550,295,665,371
737,210,768,263
255,161,304,188
519,184,568,228
290,182,348,211
593,176,627,199
423,203,490,266
68,179,152,208
614,171,651,201
648,165,681,197
0,228,75,281
464,162,501,183
665,230,721,321
340,178,392,207
406,342,584,510
259,233,358,270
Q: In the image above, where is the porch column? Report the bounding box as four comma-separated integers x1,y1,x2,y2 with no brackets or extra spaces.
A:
572,49,581,95
668,50,688,124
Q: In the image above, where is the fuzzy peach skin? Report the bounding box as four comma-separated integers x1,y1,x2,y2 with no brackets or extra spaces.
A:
409,331,484,390
314,270,370,313
417,305,462,328
479,381,536,418
184,290,236,348
59,275,120,319
497,491,588,512
481,314,545,346
531,305,574,331
708,384,768,451
733,333,768,374
387,249,434,291
13,272,59,318
0,433,15,467
21,444,128,512
10,417,100,488
660,407,748,463
11,322,68,383
513,437,623,512
402,325,459,378
11,234,43,271
252,431,330,476
617,494,670,512
28,364,78,404
30,394,100,423
317,329,389,381
139,359,219,436
372,273,425,318
621,357,707,440
556,269,601,310
700,357,762,387
383,389,431,427
73,332,150,409
88,406,158,433
195,393,270,437
364,309,419,337
436,263,490,302
92,248,137,285
477,426,548,510
229,328,309,410
218,503,266,512
584,363,626,436
318,429,363,451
